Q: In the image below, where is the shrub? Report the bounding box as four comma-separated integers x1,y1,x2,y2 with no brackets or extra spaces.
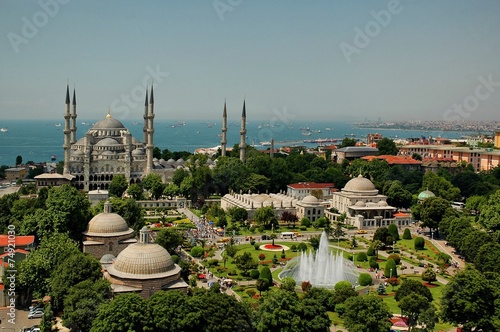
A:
207,259,219,267
414,237,425,250
384,258,398,278
249,269,260,279
260,266,273,286
254,243,260,250
377,283,386,295
301,281,312,293
369,256,379,269
290,244,297,252
298,243,308,252
388,223,400,241
281,249,286,259
358,273,372,286
299,225,307,231
356,252,368,262
387,277,400,286
301,217,311,227
190,246,204,258
258,226,265,233
366,246,375,256
387,254,401,265
258,253,266,261
227,269,237,276
249,239,255,246
403,228,412,240
246,289,256,298
272,254,279,264
334,281,352,291
171,254,179,264
422,268,437,284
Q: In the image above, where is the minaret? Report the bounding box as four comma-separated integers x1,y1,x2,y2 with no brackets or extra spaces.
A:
221,100,227,157
71,87,77,144
239,100,247,162
63,84,71,175
270,138,275,159
146,85,155,173
143,87,148,145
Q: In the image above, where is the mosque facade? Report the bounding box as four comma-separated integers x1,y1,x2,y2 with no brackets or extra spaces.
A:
62,85,155,191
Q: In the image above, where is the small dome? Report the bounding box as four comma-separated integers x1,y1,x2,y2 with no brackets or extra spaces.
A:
100,254,116,264
92,115,126,129
95,138,120,147
378,201,388,207
302,195,319,204
73,150,84,156
418,190,435,200
176,158,185,164
102,150,115,156
355,200,366,207
167,158,176,163
132,148,145,156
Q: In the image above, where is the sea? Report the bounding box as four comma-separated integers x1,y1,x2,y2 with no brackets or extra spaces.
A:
0,119,479,166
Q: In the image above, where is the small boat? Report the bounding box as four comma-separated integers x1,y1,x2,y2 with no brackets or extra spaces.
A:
54,123,62,127
51,155,57,161
0,127,8,132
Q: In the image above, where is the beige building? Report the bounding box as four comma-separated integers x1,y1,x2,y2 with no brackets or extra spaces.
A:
326,175,411,229
34,173,75,188
5,167,26,182
399,144,500,172
221,192,298,220
295,195,324,222
105,226,188,299
83,201,137,260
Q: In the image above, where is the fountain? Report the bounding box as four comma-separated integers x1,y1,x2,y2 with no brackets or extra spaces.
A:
279,231,359,288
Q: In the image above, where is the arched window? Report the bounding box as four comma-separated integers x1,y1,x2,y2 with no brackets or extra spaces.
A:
108,242,113,251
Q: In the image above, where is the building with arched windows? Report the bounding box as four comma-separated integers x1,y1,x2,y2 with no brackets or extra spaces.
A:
63,84,155,191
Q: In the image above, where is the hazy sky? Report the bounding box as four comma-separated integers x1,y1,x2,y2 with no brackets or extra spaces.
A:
1,0,500,123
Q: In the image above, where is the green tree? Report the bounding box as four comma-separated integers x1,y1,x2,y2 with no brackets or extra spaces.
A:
387,223,400,241
147,290,192,332
309,235,321,251
339,137,356,148
474,242,500,274
260,266,273,287
234,252,258,275
398,294,430,330
280,277,296,292
422,172,461,201
414,236,425,250
18,233,80,300
255,289,331,332
172,167,190,187
155,228,185,255
51,252,102,311
228,206,248,222
127,183,144,200
40,303,56,332
394,278,433,302
256,278,270,296
108,174,128,197
384,258,397,278
142,173,163,192
150,180,167,200
477,189,500,231
402,228,412,240
163,183,180,199
358,273,372,286
420,196,455,234
269,157,292,192
421,268,437,284
240,173,270,193
253,206,276,228
90,293,153,332
343,295,392,332
63,279,111,332
376,137,398,155
373,227,390,246
385,180,413,209
441,267,498,331
16,155,22,165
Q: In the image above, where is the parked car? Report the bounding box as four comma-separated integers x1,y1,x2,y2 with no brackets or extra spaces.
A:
28,310,44,319
29,303,44,312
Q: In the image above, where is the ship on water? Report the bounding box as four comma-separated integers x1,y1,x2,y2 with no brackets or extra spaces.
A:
0,127,8,132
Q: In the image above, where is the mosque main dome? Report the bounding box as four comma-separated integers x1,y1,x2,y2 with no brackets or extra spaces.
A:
92,114,126,129
342,175,378,195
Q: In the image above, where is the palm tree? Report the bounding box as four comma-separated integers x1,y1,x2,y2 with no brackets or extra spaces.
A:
372,240,382,259
270,233,278,246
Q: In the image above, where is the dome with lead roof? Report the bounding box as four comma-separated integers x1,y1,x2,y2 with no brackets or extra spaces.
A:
342,175,378,195
92,114,126,129
302,195,320,204
85,201,132,236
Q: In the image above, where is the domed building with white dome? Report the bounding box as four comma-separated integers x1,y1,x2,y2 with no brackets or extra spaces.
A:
62,85,155,191
83,201,137,259
327,175,411,229
105,226,188,298
295,195,324,222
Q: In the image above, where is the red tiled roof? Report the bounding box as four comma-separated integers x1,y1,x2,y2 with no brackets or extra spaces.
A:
0,248,30,258
0,235,35,247
362,155,422,165
288,182,334,189
393,212,410,217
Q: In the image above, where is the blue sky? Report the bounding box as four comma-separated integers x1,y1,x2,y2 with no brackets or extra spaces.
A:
1,0,500,122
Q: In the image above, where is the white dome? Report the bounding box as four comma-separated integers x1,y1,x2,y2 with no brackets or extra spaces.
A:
92,115,126,129
302,195,319,204
95,138,120,147
343,175,378,195
111,242,175,275
355,201,366,207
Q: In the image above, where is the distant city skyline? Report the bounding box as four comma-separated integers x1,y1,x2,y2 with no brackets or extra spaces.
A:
1,1,500,122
